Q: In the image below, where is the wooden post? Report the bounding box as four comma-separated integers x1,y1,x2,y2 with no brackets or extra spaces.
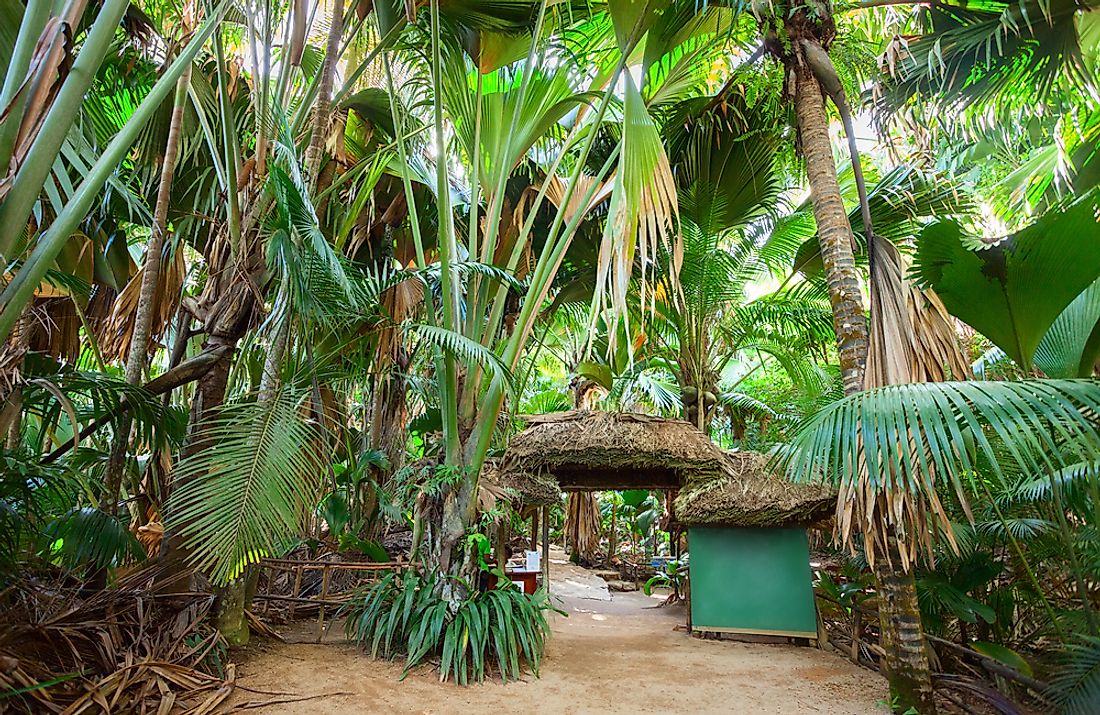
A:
263,564,274,616
494,519,508,570
816,609,830,650
289,565,303,620
607,503,617,564
850,609,862,663
685,574,692,633
530,508,539,552
317,565,331,642
541,506,550,593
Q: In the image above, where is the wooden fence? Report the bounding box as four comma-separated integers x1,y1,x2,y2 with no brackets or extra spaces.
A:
252,558,416,641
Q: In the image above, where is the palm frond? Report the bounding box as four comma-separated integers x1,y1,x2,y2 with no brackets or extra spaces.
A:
779,379,1100,566
410,324,516,395
44,507,145,570
1049,635,1100,714
166,391,328,585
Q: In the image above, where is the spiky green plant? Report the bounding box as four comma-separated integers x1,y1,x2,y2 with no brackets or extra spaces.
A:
344,569,561,684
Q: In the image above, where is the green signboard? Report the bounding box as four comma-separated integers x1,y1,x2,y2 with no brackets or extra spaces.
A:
688,526,818,637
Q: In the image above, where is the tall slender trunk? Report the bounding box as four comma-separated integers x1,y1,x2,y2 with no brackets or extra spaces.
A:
789,42,935,714
103,67,194,512
791,63,866,395
304,0,343,185
2,308,33,449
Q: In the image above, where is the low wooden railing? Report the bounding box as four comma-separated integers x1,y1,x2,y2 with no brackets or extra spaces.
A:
253,558,417,641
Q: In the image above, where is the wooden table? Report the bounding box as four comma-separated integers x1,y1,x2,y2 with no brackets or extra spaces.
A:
505,569,539,595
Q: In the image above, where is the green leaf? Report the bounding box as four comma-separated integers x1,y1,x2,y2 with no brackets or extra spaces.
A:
166,390,328,585
608,0,661,53
778,379,1100,558
914,192,1100,369
971,641,1034,678
575,361,613,391
1034,278,1100,378
45,507,145,570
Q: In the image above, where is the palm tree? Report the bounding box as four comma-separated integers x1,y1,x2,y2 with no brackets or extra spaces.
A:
755,0,869,396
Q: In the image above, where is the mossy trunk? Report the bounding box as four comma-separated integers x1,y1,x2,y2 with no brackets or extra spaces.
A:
875,556,937,713
215,575,251,647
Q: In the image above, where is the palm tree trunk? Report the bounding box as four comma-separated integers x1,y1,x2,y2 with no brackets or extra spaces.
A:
791,63,867,395
103,67,193,511
304,0,343,185
791,55,935,714
876,544,938,714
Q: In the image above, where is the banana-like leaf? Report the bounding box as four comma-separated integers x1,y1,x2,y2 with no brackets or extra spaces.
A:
915,192,1100,369
166,392,328,585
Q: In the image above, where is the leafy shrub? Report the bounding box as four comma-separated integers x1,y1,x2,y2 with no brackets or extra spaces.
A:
344,569,561,684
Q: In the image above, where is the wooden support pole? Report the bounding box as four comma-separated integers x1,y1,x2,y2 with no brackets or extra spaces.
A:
317,564,331,642
289,565,303,620
530,508,539,552
541,506,550,593
850,610,862,664
494,519,508,569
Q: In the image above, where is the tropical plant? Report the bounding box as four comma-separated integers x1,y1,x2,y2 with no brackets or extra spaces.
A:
344,569,561,684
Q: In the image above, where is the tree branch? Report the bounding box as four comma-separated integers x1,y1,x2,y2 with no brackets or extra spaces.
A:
42,345,233,463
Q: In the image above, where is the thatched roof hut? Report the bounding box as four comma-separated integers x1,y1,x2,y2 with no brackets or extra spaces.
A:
502,411,730,491
674,451,835,529
481,459,562,507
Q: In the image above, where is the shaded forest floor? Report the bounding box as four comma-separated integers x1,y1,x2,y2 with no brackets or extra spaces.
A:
228,553,888,714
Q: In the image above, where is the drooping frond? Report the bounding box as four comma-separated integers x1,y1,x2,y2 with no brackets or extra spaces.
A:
779,379,1100,567
44,507,145,570
166,391,328,585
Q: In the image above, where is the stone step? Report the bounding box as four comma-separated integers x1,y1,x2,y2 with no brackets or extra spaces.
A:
607,580,638,592
593,570,621,582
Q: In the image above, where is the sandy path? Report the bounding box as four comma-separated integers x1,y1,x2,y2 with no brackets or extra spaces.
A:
229,558,887,714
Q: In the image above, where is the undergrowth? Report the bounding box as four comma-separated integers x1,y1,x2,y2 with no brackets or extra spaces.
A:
343,569,562,685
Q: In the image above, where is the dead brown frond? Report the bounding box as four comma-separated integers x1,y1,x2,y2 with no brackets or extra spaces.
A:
855,236,972,569
0,566,236,714
100,244,185,364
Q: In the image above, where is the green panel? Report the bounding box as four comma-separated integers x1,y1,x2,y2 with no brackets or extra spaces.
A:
688,527,817,636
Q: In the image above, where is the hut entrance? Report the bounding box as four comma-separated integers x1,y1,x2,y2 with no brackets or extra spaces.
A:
554,466,680,492
498,412,835,643
499,410,731,591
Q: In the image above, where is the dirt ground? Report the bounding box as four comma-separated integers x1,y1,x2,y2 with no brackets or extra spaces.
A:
228,554,888,714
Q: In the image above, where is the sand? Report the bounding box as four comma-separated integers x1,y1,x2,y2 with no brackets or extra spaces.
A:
228,556,888,714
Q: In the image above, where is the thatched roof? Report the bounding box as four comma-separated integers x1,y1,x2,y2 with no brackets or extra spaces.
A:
481,459,562,507
674,451,836,528
502,411,730,491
